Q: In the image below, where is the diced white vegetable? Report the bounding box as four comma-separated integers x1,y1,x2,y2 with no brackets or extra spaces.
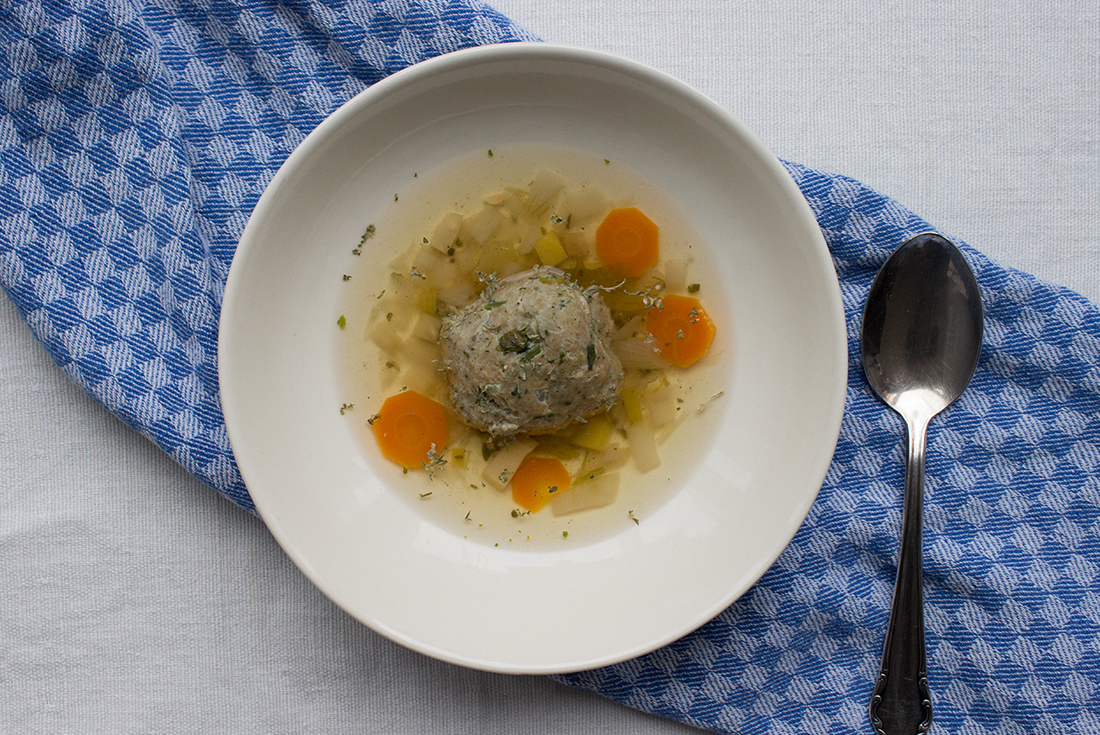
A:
626,422,661,472
398,361,443,398
453,241,483,272
387,239,421,272
562,186,610,224
525,170,565,218
412,244,446,279
482,437,538,490
663,257,688,293
410,312,441,343
644,387,679,427
427,258,461,289
612,337,666,370
492,218,526,249
464,205,503,244
612,315,645,342
561,229,595,258
379,360,401,390
435,278,474,308
581,442,631,475
517,223,542,255
497,260,527,278
429,212,463,253
558,452,587,479
551,472,620,515
368,297,415,339
368,321,404,354
477,244,520,274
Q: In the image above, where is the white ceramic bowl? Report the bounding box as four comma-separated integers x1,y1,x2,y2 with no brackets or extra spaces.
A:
219,43,847,674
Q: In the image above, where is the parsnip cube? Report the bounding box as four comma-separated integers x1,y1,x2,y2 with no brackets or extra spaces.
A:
368,321,404,354
663,257,688,292
453,241,483,272
581,442,631,475
626,422,660,472
412,243,443,271
398,361,443,398
483,438,539,490
411,312,442,343
562,186,610,224
644,387,679,427
436,278,474,308
562,229,595,258
525,170,565,218
517,223,542,255
551,472,620,515
414,286,436,314
463,205,503,244
429,212,463,253
477,244,520,274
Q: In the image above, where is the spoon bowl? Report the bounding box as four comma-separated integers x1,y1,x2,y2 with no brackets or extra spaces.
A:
863,233,984,414
862,232,983,734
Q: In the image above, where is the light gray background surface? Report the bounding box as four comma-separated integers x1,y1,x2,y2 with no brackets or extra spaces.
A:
3,2,1097,732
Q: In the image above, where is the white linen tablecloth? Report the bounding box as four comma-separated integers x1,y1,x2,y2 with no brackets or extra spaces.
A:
2,1,1097,732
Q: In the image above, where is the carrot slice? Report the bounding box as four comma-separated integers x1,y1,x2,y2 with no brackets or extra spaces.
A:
371,389,450,469
646,294,716,368
510,456,572,512
595,207,659,278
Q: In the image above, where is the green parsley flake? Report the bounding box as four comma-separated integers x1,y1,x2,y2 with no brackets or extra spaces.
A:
337,315,346,328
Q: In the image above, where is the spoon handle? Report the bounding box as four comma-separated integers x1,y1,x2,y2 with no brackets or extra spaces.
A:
870,415,933,735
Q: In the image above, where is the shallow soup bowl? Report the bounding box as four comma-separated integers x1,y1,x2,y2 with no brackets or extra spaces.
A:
218,42,847,674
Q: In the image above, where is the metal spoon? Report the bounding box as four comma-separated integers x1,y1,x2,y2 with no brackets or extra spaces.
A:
862,232,983,735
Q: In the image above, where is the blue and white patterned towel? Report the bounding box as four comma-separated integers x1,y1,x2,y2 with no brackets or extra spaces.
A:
1,3,1097,733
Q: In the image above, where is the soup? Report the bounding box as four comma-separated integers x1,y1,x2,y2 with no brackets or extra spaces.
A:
336,146,729,547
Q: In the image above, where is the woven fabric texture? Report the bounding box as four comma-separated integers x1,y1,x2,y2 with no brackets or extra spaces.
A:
2,3,1098,733
0,0,535,510
557,163,1100,733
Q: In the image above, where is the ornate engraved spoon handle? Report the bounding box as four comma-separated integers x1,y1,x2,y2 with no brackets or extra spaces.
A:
869,413,933,735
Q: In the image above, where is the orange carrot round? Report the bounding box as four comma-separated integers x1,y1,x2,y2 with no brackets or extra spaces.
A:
595,207,659,278
510,456,572,512
646,294,716,368
371,390,450,469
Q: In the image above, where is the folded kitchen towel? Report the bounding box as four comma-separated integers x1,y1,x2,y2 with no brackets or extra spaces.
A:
1,3,1097,733
556,163,1100,734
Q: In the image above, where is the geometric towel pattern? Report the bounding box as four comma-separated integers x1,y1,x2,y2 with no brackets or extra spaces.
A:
2,3,1098,733
556,163,1100,734
0,0,536,511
